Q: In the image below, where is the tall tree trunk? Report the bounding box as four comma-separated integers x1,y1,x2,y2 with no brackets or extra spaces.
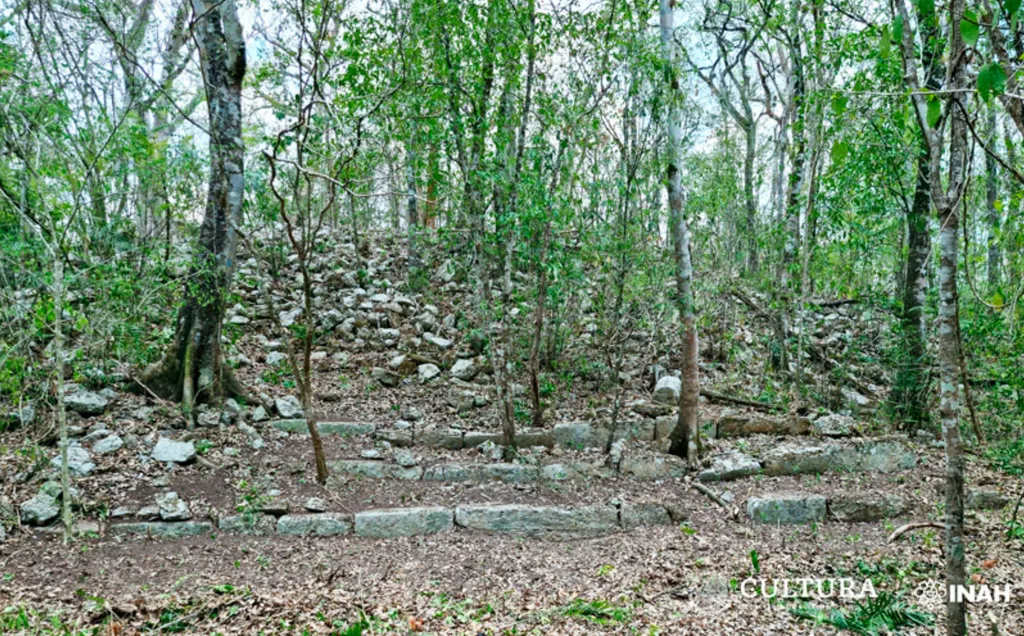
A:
52,251,72,541
893,140,933,432
425,143,439,228
937,0,968,631
660,0,700,467
406,141,420,277
777,0,806,375
743,119,757,272
1005,125,1021,286
985,108,1001,289
893,0,942,432
893,2,966,626
140,0,246,412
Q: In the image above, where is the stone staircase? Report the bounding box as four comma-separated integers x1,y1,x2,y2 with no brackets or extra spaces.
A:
52,418,1013,543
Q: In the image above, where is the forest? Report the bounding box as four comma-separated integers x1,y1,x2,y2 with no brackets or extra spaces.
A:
0,0,1022,633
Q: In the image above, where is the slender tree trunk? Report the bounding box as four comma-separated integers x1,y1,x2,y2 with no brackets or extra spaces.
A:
778,0,806,375
140,0,246,411
937,1,968,631
660,0,700,467
528,140,564,430
743,119,757,272
425,143,438,228
299,268,328,484
772,121,788,221
53,251,72,541
406,141,420,277
893,0,942,432
985,108,1001,289
529,224,551,429
1005,126,1021,286
938,211,967,636
893,141,933,432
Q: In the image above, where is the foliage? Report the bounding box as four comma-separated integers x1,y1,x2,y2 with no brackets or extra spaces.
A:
790,592,933,635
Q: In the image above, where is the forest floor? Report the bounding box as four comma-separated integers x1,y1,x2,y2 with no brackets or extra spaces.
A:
1,241,1023,634
1,385,1021,635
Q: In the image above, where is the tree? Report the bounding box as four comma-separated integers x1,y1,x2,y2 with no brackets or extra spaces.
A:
985,108,1001,289
687,0,770,274
895,0,968,631
140,0,247,415
893,0,942,433
660,0,700,467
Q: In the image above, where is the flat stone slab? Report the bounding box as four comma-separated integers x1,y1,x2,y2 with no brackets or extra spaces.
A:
274,420,376,436
829,494,906,522
218,514,277,535
20,493,59,526
463,431,505,448
51,445,95,477
716,409,810,437
455,504,619,537
375,429,413,447
967,489,1011,510
417,428,464,450
66,391,109,416
747,493,826,525
423,463,540,484
620,503,672,530
276,513,352,536
761,439,917,476
150,438,196,464
653,376,681,405
553,422,610,450
619,455,687,480
354,507,453,538
698,450,761,482
327,460,424,481
110,521,213,538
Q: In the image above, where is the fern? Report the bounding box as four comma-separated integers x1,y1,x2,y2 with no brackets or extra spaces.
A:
791,592,932,635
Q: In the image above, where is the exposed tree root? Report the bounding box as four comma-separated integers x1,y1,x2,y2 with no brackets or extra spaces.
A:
887,521,944,543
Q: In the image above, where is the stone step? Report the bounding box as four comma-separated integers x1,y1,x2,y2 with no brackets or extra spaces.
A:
747,491,910,524
760,437,917,476
274,422,920,482
272,419,667,451
91,488,916,541
104,501,682,540
324,455,685,485
321,441,917,487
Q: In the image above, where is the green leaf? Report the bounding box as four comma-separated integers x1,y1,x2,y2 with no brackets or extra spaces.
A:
961,10,979,47
880,25,891,60
894,15,904,47
927,96,941,128
831,141,849,165
1010,0,1022,16
917,0,935,18
978,62,1007,101
832,92,849,116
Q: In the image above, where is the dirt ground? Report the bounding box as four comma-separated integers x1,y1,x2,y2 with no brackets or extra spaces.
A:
2,459,1022,635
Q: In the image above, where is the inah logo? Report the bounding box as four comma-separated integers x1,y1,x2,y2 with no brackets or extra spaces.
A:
914,581,1014,604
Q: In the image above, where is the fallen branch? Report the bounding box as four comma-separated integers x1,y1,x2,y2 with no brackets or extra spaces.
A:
406,353,443,367
125,371,175,406
729,289,773,321
813,298,858,308
687,479,739,520
887,521,944,543
700,389,777,412
196,456,223,471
